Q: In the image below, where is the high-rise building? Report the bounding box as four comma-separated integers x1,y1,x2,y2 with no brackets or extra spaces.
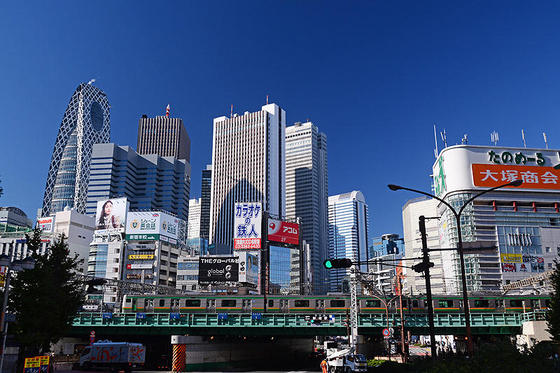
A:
42,82,110,216
200,165,212,241
86,143,190,222
285,121,328,294
327,191,370,292
188,198,201,239
402,197,444,294
0,207,32,228
209,104,286,251
137,111,191,162
432,144,560,293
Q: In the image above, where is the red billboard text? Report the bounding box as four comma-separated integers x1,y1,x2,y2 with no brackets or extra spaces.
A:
267,219,299,245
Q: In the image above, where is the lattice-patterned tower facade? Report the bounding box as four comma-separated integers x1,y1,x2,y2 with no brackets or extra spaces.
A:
42,82,110,216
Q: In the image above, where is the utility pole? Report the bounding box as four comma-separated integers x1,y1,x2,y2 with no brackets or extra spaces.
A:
419,215,437,358
397,274,407,363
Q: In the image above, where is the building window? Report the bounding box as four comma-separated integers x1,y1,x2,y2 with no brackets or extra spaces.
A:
546,247,551,253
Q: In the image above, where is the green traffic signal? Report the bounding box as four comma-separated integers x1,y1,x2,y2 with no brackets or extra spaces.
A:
324,260,333,269
323,258,353,269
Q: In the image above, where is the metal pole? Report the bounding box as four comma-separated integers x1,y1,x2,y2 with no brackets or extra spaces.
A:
0,321,8,373
397,275,406,363
419,216,437,359
455,214,474,355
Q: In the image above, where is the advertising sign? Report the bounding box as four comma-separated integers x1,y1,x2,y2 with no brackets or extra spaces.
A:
24,357,40,373
267,218,300,245
126,211,179,240
128,263,153,270
198,257,239,284
37,217,54,233
128,254,155,260
473,164,560,190
500,253,522,263
236,251,259,285
95,198,128,232
233,202,262,250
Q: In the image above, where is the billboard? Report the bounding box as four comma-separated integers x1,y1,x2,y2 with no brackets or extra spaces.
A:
236,251,259,285
198,257,239,284
37,217,54,233
233,202,262,250
128,254,155,260
125,211,179,240
95,198,128,232
267,218,300,245
433,145,560,198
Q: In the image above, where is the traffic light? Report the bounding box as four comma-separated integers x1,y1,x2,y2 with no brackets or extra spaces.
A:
323,258,353,269
411,261,434,273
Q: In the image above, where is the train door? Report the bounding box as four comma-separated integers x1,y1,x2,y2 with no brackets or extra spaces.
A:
170,298,180,312
145,298,154,312
279,299,289,313
132,298,137,312
316,299,325,313
206,298,216,312
242,299,253,313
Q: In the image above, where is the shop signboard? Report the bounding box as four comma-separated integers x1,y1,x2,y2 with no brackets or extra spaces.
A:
267,218,299,245
233,202,262,250
198,257,239,284
128,254,155,260
37,217,54,233
236,251,259,285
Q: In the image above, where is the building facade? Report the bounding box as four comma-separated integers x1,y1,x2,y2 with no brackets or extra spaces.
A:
401,197,445,294
285,122,329,294
209,104,286,251
200,165,212,241
188,198,202,240
85,143,190,222
42,82,110,216
432,144,560,293
0,207,32,228
51,208,95,273
327,191,370,292
137,114,191,162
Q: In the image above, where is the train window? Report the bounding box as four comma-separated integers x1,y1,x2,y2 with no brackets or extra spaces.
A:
438,300,454,308
171,299,179,307
185,299,201,307
268,300,274,307
159,299,165,307
496,299,505,308
365,300,381,307
412,300,419,308
221,300,236,307
510,300,522,307
294,300,310,307
474,300,489,307
330,300,346,307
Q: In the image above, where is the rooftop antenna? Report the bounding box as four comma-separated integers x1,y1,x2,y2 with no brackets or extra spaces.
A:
521,129,527,148
230,104,233,118
461,134,469,145
433,123,439,159
440,129,448,148
543,132,549,149
165,104,170,118
87,79,96,85
266,95,269,105
491,131,499,146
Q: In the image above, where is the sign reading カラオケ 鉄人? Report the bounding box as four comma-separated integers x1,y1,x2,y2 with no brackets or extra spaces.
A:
233,202,262,250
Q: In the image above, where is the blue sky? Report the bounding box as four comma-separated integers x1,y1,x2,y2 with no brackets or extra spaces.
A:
1,1,560,237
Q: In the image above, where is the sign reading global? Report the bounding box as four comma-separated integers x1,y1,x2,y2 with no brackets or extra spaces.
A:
267,218,299,245
198,257,239,284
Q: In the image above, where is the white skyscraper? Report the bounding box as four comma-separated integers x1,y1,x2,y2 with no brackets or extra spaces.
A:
328,191,370,292
188,198,202,240
285,122,328,294
209,103,286,252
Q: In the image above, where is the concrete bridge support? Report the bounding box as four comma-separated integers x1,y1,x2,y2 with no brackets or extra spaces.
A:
171,335,188,372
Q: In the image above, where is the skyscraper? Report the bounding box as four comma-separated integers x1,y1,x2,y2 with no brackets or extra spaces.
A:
187,198,201,240
210,103,286,251
137,110,191,161
328,191,370,292
200,165,212,241
42,82,110,216
285,122,328,294
86,143,190,221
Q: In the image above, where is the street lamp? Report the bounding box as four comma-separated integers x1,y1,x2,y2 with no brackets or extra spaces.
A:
0,250,35,372
388,179,523,355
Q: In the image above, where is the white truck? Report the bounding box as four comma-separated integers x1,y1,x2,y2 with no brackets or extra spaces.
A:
323,341,367,373
75,341,145,372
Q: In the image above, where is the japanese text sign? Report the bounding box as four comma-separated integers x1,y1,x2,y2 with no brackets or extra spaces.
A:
233,202,262,249
267,218,300,245
472,164,560,190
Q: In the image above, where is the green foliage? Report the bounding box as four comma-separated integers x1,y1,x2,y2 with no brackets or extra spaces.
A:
547,260,560,342
9,229,85,355
367,359,386,367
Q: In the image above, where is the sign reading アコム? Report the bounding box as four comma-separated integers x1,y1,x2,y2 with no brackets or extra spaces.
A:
233,202,262,250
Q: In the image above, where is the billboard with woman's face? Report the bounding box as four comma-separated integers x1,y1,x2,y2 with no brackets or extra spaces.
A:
95,197,128,232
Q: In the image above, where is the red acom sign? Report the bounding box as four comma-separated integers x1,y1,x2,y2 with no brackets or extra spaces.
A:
267,219,300,245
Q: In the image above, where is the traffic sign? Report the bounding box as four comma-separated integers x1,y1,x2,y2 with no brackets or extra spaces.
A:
382,328,391,338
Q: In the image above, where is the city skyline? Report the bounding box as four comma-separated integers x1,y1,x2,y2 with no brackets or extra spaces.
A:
2,1,560,238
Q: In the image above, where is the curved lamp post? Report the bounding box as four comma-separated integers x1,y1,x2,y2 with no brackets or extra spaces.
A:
388,179,523,355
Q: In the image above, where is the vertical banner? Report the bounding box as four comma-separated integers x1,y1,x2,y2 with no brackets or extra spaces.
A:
233,202,262,249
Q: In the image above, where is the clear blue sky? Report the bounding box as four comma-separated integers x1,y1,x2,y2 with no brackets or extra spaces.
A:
1,1,559,237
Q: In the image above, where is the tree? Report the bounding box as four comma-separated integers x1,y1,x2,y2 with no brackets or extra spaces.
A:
8,229,85,356
547,259,560,342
